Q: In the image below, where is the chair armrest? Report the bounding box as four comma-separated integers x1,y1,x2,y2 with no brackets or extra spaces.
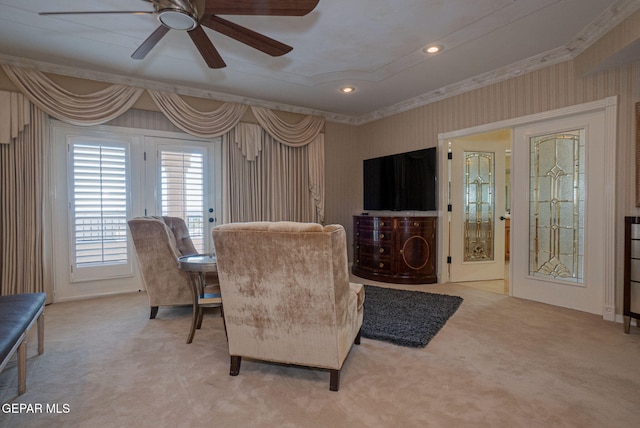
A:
349,282,365,310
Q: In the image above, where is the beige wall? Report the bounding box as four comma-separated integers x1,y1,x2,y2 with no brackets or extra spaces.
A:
324,58,640,314
3,27,640,313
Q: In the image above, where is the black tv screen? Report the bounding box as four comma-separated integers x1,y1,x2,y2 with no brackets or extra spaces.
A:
363,148,437,211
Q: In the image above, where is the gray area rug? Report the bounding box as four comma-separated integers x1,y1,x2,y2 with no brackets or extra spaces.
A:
362,285,463,348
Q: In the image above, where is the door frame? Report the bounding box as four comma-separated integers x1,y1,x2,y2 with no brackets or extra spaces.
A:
436,96,617,320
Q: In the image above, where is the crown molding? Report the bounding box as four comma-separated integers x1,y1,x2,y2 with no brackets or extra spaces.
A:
0,53,340,121
0,0,637,127
348,0,640,126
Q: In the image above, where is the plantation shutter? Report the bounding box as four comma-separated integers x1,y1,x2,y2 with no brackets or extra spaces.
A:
160,149,205,253
69,139,132,281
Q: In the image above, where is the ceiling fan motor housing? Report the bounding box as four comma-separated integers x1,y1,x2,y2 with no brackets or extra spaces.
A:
155,0,202,30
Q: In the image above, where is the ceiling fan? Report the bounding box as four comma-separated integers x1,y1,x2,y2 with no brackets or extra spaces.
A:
39,0,319,69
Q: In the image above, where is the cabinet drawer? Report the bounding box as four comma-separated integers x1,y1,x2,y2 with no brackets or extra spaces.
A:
354,217,394,230
397,217,436,231
357,242,393,257
354,256,394,273
355,228,393,242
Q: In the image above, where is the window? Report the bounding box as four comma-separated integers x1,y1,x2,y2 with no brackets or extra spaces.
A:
68,137,132,281
51,122,221,300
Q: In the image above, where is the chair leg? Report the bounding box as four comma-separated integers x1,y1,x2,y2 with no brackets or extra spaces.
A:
37,313,44,355
355,328,362,345
17,340,26,395
230,356,241,376
150,306,159,319
329,369,340,392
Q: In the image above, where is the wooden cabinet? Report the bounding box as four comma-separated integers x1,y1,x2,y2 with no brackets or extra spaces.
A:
624,216,640,333
352,215,437,284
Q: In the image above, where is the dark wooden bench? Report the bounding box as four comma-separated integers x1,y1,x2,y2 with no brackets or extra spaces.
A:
0,293,46,395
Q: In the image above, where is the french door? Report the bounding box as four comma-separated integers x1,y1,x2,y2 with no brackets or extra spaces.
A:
144,137,221,254
51,123,220,301
439,97,616,318
511,110,608,314
448,138,508,282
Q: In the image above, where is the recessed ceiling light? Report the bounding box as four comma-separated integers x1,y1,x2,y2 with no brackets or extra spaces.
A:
341,86,355,93
424,44,443,54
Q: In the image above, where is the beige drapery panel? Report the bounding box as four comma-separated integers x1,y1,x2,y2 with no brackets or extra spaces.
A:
222,123,319,223
308,133,325,223
0,93,50,298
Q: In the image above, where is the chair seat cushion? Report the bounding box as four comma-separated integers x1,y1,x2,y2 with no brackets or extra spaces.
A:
0,293,46,362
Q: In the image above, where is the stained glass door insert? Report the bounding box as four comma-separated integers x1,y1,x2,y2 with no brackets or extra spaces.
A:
464,152,495,262
529,130,584,284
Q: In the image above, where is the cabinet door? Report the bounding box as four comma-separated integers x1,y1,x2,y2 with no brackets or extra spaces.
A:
395,218,436,278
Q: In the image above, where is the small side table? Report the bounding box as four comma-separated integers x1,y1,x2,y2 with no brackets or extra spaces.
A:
178,254,224,344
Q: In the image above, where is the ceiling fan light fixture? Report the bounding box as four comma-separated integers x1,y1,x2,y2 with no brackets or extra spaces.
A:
158,9,197,30
341,86,355,94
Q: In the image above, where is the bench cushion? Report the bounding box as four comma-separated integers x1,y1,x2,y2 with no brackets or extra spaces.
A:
0,293,46,363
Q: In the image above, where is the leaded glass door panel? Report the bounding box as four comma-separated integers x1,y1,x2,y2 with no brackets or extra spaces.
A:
449,138,507,282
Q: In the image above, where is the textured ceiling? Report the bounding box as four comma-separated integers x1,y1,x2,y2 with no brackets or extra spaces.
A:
0,0,637,124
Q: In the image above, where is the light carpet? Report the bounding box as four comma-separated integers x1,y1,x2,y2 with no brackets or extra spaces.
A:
1,282,639,427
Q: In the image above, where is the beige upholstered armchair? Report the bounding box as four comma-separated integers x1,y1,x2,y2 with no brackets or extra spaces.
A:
128,216,201,319
212,221,365,391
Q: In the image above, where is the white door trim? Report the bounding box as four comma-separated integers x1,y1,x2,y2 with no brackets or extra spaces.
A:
437,96,617,320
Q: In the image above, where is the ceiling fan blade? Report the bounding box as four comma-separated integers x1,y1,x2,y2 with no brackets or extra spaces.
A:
204,0,319,16
188,25,226,69
132,25,170,60
203,15,292,57
39,11,154,16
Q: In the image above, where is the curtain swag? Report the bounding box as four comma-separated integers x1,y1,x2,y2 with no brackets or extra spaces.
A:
2,64,144,126
251,105,324,146
147,90,247,138
2,65,325,145
0,90,30,144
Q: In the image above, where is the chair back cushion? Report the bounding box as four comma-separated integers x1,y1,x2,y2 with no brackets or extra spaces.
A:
212,221,361,370
128,217,192,307
162,216,199,256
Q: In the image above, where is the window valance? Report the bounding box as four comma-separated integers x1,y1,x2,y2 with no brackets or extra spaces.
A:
2,65,144,126
1,64,325,146
0,90,30,144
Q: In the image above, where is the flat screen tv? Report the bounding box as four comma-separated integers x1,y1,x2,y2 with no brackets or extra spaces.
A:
363,147,437,211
